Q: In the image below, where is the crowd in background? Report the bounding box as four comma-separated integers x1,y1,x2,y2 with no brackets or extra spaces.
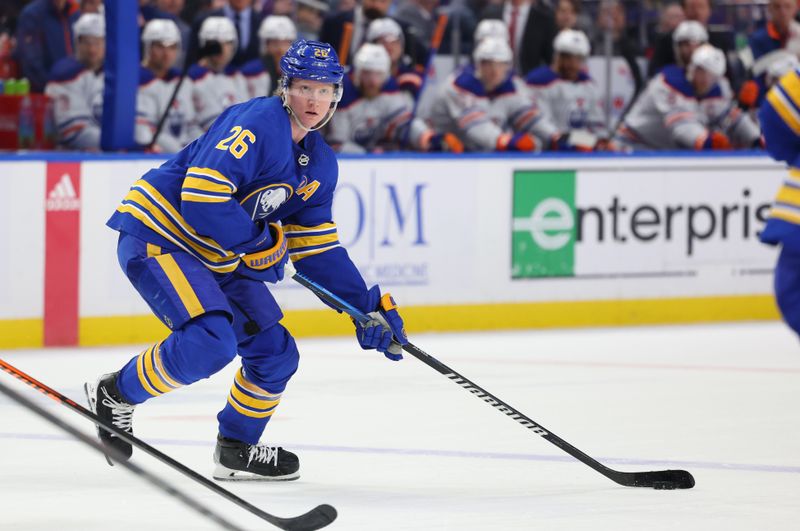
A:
0,0,796,153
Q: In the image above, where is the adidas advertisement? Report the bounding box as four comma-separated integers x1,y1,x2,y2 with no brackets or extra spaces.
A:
512,166,779,279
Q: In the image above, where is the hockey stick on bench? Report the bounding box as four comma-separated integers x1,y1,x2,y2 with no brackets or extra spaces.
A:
0,359,337,531
0,378,246,531
289,269,695,490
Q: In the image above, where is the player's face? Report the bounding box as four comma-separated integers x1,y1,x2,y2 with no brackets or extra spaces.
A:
676,40,700,66
555,52,584,81
358,69,386,98
478,60,510,92
148,42,179,73
208,40,236,70
378,36,403,64
77,35,105,71
286,79,337,129
690,67,715,95
267,39,293,62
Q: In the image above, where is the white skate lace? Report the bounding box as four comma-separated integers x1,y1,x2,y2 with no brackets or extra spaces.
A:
100,387,135,431
247,444,279,467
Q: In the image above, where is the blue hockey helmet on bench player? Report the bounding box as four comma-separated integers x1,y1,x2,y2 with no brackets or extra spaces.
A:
279,40,344,131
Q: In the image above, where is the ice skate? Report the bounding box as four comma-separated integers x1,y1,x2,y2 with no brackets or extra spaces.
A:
84,371,135,465
213,434,300,481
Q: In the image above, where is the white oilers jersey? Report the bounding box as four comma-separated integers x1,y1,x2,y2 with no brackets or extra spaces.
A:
242,68,270,100
45,57,104,150
425,65,556,152
188,64,247,133
136,67,197,152
327,75,430,153
239,57,279,100
615,65,760,150
524,66,606,137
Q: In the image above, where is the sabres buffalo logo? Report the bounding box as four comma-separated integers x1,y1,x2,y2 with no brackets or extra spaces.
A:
259,187,289,217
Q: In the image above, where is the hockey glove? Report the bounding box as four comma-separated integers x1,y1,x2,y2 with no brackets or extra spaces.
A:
354,286,408,361
427,132,465,153
738,80,759,110
235,222,288,283
700,131,731,151
496,132,536,152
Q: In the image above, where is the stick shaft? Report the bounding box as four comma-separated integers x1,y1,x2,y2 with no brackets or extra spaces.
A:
0,377,244,531
0,358,305,528
289,271,654,486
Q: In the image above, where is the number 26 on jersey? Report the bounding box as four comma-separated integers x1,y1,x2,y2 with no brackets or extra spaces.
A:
215,126,256,159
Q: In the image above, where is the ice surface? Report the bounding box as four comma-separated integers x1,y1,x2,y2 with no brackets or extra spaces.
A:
1,322,799,530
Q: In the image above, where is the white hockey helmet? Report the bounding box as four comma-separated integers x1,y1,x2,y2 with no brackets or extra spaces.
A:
472,36,512,64
73,13,105,39
142,19,181,47
199,16,238,48
354,43,391,76
689,44,726,78
258,15,297,42
367,17,404,44
766,50,800,86
473,19,509,45
553,29,590,57
672,20,709,44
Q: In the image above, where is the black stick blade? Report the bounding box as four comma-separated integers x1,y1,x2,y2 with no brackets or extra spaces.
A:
273,504,338,531
626,469,695,490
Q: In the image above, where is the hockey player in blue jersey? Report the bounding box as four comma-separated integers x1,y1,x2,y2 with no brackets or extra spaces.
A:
758,66,800,340
85,39,408,480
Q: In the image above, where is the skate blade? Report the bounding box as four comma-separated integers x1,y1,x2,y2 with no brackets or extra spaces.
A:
83,381,115,467
212,463,300,482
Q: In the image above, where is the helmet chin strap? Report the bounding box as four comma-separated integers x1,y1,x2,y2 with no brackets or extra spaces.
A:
282,92,339,133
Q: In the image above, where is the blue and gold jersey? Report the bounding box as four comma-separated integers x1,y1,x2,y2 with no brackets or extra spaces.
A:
759,67,800,251
108,96,373,311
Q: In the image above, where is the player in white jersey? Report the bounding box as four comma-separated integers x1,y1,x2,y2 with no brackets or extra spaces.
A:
44,13,105,150
524,29,605,150
240,16,297,100
613,44,760,151
327,43,462,153
424,37,555,152
189,16,247,133
136,19,196,153
365,18,424,100
672,21,709,70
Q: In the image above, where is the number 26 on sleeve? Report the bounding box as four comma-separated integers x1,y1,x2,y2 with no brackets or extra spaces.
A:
215,126,256,159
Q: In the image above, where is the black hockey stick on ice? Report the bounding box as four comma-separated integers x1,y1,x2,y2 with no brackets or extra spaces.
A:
0,359,337,531
290,270,695,490
0,378,245,531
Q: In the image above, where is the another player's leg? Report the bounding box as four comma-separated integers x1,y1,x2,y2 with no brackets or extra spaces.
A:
213,323,301,480
86,234,236,461
774,246,800,338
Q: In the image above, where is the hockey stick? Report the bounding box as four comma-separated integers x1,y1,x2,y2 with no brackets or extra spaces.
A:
338,22,354,66
289,270,696,490
0,358,337,531
0,378,245,531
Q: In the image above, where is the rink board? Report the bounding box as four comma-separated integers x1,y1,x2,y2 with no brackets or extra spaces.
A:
0,153,786,348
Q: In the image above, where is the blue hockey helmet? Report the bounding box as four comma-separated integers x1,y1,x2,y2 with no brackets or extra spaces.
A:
280,39,344,132
280,39,344,85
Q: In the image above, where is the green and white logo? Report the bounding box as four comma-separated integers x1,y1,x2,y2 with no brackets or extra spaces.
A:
512,170,576,278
